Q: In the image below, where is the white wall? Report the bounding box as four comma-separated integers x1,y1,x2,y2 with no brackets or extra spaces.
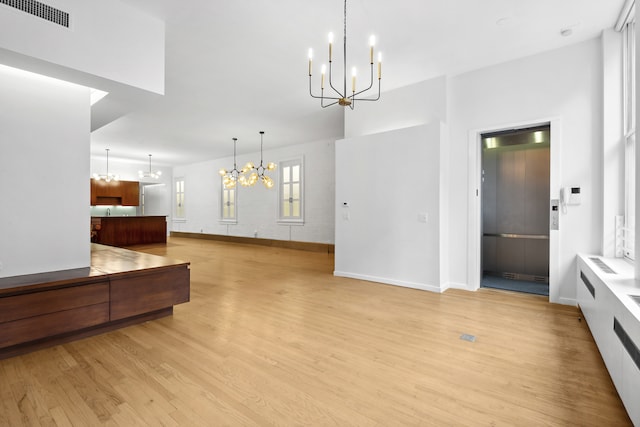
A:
335,123,446,291
89,155,173,219
345,76,447,138
340,37,605,304
0,0,164,94
449,38,603,304
172,139,335,244
0,65,90,278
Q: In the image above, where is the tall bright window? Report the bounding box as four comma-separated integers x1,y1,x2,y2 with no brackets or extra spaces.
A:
279,158,304,223
623,15,636,259
220,180,237,222
175,178,185,219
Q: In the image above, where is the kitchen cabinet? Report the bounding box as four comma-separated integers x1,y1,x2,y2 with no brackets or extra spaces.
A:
91,179,140,206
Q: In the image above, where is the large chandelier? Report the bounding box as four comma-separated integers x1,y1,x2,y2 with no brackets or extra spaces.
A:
219,132,276,189
92,148,119,182
308,0,382,109
139,154,162,179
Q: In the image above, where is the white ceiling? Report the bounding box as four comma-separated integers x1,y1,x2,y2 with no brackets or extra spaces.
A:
90,0,625,166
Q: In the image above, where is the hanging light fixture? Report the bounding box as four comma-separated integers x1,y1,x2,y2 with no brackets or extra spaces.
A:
219,138,241,189
92,148,119,182
252,131,276,188
219,133,276,189
308,0,382,109
138,154,162,179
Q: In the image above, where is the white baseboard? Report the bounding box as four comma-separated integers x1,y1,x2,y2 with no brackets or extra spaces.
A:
333,271,443,293
442,282,470,291
557,297,577,306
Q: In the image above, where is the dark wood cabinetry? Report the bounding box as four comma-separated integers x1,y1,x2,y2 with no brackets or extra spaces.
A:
0,245,190,359
91,179,140,206
111,268,189,320
92,216,167,246
0,283,110,348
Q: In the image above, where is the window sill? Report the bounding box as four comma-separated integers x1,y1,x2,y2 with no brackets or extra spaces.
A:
278,219,305,226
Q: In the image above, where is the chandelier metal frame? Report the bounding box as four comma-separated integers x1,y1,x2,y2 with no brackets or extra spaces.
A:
308,0,382,109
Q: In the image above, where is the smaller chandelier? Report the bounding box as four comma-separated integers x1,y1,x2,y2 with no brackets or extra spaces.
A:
92,148,119,182
139,154,162,179
246,131,276,189
219,132,276,189
308,0,382,109
219,137,241,189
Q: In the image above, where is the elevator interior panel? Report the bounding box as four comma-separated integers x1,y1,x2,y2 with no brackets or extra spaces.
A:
482,125,550,283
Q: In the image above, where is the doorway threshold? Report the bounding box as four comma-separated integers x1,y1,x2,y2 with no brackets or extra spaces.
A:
481,275,549,296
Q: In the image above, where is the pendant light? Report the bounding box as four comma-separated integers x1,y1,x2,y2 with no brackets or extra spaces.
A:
219,138,241,189
219,133,276,189
92,148,119,182
308,0,382,109
138,154,162,179
239,131,276,188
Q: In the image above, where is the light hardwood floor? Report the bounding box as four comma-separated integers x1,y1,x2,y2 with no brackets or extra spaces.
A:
0,237,632,426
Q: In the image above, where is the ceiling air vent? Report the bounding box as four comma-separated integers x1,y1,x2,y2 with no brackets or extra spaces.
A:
0,0,69,28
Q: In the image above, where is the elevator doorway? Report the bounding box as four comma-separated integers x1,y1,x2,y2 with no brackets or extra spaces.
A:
481,125,550,296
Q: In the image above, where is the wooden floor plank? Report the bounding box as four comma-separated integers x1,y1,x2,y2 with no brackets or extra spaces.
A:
0,237,632,425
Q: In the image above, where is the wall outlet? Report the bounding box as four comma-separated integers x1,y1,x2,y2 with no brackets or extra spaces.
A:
254,230,258,237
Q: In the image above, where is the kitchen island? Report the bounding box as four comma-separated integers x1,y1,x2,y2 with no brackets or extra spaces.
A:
91,215,167,246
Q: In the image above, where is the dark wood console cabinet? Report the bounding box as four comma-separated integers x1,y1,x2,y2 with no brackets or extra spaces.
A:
0,244,189,359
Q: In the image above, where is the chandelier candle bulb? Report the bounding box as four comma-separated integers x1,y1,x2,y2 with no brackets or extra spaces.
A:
328,32,334,61
321,64,326,89
378,52,382,79
351,67,356,92
308,48,313,75
369,35,375,63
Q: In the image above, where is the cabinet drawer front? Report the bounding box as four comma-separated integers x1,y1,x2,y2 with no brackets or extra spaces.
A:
0,283,109,323
110,267,190,321
0,303,109,348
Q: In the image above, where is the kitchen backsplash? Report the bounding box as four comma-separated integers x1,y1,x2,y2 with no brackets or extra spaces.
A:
90,206,138,217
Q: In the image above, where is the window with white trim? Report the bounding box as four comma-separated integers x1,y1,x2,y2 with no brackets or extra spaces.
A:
623,13,636,259
220,179,237,222
278,158,304,223
175,178,185,219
